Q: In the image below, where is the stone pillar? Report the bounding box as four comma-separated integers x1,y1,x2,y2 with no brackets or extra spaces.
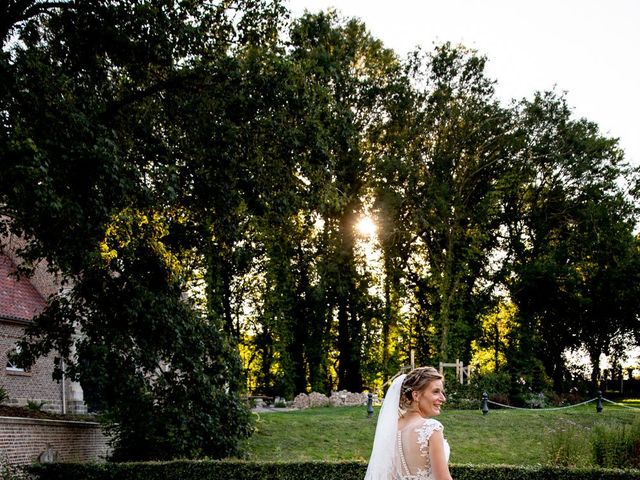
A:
65,379,87,414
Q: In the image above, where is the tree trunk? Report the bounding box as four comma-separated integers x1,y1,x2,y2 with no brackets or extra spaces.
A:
588,347,602,392
337,299,351,390
382,257,392,377
493,322,500,370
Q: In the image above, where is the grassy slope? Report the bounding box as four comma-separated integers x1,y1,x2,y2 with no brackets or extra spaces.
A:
242,402,639,465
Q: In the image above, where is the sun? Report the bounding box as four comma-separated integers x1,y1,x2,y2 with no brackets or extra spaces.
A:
355,215,377,237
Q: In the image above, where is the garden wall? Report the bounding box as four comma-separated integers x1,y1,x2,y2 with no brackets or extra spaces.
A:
0,416,110,466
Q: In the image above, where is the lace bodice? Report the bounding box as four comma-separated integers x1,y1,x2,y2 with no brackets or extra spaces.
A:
396,419,450,480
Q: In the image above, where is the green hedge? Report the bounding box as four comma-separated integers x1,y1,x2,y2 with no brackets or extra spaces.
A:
29,460,639,480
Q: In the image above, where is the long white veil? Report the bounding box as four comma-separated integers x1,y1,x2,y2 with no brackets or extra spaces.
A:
364,373,406,480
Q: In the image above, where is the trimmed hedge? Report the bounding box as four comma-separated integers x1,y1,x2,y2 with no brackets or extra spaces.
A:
450,464,639,480
28,460,640,480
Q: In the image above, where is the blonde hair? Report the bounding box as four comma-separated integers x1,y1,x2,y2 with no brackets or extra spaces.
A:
399,366,443,411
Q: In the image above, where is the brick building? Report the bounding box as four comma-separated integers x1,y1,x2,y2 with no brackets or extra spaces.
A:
0,234,86,415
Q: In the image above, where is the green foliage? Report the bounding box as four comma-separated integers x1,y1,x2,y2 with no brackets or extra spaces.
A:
442,395,479,410
26,400,47,412
0,0,264,461
547,413,640,470
591,418,640,469
467,370,512,404
440,381,480,409
471,302,517,372
0,460,24,480
545,421,592,467
380,42,517,367
504,91,640,391
2,2,640,463
285,10,403,392
28,461,640,480
0,387,8,403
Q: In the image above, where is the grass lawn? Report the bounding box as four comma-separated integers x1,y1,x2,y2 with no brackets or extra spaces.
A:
242,401,639,466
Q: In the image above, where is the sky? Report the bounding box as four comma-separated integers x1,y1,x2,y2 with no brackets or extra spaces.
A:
287,0,640,167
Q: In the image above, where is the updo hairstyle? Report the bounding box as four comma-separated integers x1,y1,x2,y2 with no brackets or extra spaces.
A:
399,366,443,411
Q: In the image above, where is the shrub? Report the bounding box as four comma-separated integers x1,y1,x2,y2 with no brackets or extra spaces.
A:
487,393,511,408
468,371,511,399
0,387,8,403
26,400,48,412
444,397,479,410
549,391,587,407
524,392,548,409
28,460,640,480
0,457,24,480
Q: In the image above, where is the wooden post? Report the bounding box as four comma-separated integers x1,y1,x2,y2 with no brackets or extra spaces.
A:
440,360,470,384
410,350,415,370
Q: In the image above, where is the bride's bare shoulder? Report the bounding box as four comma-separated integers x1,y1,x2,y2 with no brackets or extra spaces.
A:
397,415,425,432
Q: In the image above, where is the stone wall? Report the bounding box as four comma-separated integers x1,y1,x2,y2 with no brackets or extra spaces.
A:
0,416,110,466
292,390,379,409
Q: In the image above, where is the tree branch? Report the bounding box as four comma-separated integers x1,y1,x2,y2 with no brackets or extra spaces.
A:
2,0,76,44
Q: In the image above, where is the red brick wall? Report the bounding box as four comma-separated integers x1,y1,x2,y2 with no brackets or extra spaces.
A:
1,321,67,413
0,416,111,466
0,252,73,413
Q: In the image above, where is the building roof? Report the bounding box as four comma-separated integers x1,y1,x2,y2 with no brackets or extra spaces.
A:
0,253,46,322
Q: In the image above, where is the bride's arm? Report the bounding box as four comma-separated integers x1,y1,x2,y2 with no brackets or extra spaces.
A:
428,430,452,480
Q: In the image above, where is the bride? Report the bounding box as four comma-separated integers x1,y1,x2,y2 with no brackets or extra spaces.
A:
365,366,452,480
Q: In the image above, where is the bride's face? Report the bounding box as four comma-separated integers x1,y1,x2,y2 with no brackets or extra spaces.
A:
414,379,446,417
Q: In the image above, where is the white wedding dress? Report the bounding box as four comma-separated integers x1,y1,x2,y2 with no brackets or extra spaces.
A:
364,375,451,480
395,418,450,480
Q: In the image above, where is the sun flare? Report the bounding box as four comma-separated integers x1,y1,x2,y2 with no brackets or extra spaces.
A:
355,215,377,237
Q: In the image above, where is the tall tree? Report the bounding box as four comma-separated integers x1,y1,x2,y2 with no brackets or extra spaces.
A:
504,91,640,392
0,0,288,460
287,12,400,391
368,59,425,379
384,44,515,366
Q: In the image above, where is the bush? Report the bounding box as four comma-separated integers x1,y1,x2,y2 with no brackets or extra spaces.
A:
523,392,548,409
440,384,478,410
0,387,8,404
26,400,48,412
469,371,511,400
28,460,640,480
0,456,25,480
549,391,587,407
444,397,479,410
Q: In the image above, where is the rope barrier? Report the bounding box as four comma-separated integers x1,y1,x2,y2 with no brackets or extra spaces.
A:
487,397,597,411
484,396,640,412
601,398,640,411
